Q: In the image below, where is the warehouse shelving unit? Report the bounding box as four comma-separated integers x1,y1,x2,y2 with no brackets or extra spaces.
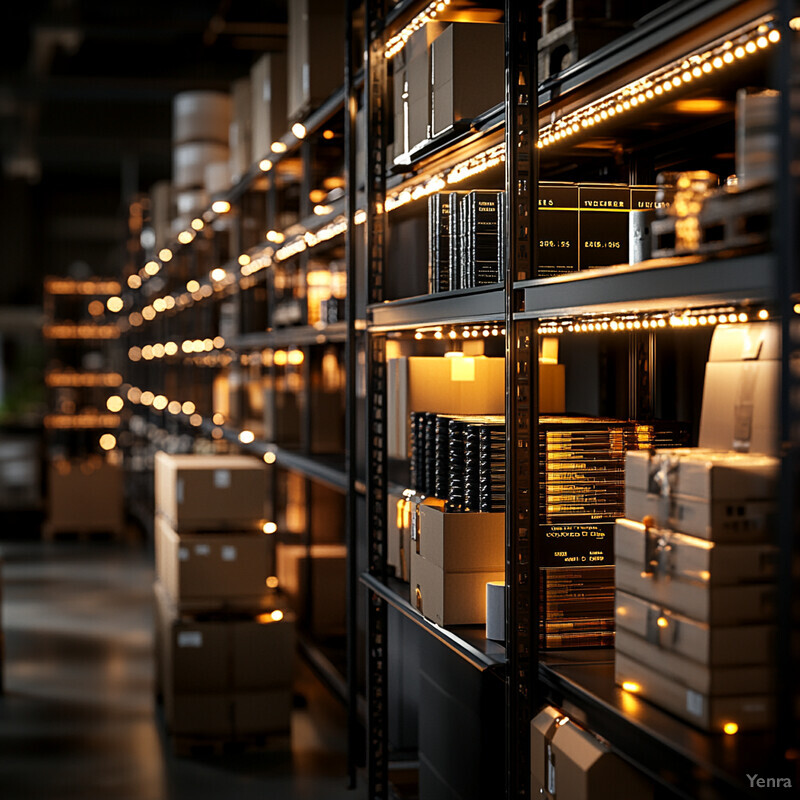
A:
112,0,798,797
117,61,359,708
358,1,799,799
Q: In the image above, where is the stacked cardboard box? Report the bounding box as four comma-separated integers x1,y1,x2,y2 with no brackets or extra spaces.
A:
153,452,295,739
615,447,778,732
531,705,654,799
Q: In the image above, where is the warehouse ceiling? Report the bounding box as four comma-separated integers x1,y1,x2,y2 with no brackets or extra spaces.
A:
0,1,288,300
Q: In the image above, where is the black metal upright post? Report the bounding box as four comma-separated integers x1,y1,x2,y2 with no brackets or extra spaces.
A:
505,1,539,797
774,1,800,767
365,1,388,798
344,0,361,787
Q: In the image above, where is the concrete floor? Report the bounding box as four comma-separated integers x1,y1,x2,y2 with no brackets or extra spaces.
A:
0,541,356,800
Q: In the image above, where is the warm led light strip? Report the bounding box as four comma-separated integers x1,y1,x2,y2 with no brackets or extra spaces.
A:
385,0,452,59
536,308,769,335
124,387,202,422
538,19,779,149
275,217,348,261
413,324,506,339
44,413,120,429
127,337,227,362
384,17,779,211
43,324,120,340
45,372,123,388
45,280,121,295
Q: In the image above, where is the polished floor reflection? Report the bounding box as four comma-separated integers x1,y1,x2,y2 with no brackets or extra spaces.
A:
0,541,354,800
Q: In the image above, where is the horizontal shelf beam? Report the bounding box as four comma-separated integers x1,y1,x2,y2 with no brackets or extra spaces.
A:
368,285,505,330
515,254,776,320
360,572,505,672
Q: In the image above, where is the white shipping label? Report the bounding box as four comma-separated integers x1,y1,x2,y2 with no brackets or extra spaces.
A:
686,689,704,717
221,545,237,562
177,478,185,504
177,631,203,648
194,544,211,556
213,469,231,489
178,547,189,561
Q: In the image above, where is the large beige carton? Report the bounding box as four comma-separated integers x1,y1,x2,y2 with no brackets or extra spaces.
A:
410,505,504,625
250,52,287,163
698,322,779,456
155,514,271,607
387,356,565,460
615,589,775,667
154,451,268,532
615,652,773,732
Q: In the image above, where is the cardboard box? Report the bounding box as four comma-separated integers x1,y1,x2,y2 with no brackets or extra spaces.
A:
250,52,287,163
167,690,292,737
531,706,654,800
615,652,773,732
625,448,778,501
699,323,780,456
392,24,445,161
275,543,346,635
430,23,504,138
410,506,504,625
624,488,774,541
233,690,292,735
615,560,775,625
46,458,124,534
154,514,271,607
155,580,295,694
287,0,345,121
616,628,773,696
614,518,776,584
154,451,268,532
387,356,565,460
615,589,775,666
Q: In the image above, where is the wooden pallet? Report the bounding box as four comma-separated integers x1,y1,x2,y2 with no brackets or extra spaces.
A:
169,729,291,758
651,184,771,258
41,522,130,543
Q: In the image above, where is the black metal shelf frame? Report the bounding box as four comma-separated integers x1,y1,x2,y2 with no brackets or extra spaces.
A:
358,2,800,800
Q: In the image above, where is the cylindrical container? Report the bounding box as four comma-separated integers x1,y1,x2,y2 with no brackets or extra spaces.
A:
173,142,230,190
629,210,655,265
204,161,231,196
486,580,505,641
175,189,208,218
173,91,232,145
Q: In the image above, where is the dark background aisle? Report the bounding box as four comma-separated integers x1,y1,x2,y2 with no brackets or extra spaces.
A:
0,540,353,800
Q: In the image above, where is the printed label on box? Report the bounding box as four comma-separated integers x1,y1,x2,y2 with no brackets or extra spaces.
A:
178,546,189,561
195,544,211,556
213,469,231,489
221,545,237,561
177,478,185,504
177,631,203,648
686,689,704,717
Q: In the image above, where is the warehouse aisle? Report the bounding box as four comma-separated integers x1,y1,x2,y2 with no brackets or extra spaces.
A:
0,541,354,800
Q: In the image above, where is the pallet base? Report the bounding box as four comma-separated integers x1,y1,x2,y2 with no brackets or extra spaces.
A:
169,730,291,758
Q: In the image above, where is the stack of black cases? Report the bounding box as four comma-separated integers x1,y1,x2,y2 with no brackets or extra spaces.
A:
410,412,688,648
428,190,505,292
